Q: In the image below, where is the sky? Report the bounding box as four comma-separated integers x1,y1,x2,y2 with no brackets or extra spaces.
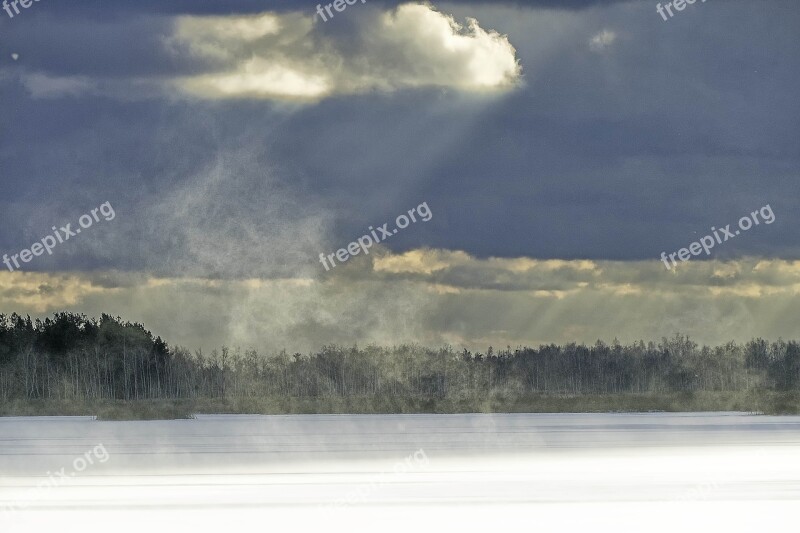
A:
0,0,798,353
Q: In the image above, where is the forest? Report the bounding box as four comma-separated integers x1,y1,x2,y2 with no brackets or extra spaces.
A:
1,312,799,417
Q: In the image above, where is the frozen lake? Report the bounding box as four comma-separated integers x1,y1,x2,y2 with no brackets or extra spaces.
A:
1,412,800,532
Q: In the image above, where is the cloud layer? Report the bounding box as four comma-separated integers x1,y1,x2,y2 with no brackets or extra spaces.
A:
172,4,521,100
3,251,800,353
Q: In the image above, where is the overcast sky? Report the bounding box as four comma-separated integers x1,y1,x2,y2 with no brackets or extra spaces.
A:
1,0,798,352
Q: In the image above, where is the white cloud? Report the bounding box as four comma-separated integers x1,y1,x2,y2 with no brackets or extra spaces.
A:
180,58,331,99
20,73,95,99
589,29,616,52
173,3,522,100
7,3,521,102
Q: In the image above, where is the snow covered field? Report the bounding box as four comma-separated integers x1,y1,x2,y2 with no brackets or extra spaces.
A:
1,412,799,532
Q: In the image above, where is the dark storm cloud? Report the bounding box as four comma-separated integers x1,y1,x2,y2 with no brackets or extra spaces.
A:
0,0,798,279
1,0,799,351
35,0,632,18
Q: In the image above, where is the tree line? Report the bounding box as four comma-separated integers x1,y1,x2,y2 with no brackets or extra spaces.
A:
0,312,799,403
